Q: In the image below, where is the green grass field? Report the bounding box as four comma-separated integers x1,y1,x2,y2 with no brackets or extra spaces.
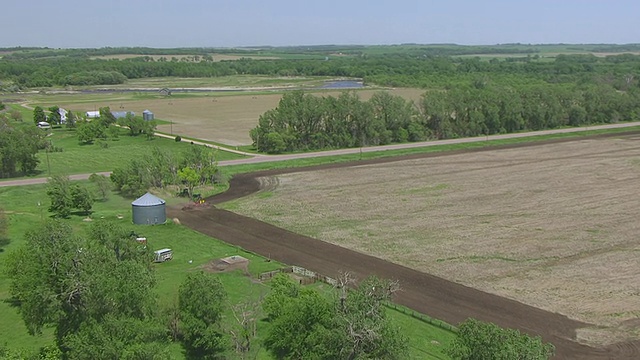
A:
24,127,245,178
0,180,456,358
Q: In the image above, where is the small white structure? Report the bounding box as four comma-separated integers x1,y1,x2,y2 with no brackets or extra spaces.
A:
37,121,50,129
86,111,100,119
154,248,173,263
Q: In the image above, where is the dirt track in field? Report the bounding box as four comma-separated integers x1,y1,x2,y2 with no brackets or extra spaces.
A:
168,132,640,360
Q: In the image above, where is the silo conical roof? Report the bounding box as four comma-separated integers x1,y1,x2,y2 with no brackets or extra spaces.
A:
131,192,166,207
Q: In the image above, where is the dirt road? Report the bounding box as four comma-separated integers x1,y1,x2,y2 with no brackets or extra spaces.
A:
169,131,640,360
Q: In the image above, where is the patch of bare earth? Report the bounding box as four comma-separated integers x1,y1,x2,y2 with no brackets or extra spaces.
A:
226,136,640,346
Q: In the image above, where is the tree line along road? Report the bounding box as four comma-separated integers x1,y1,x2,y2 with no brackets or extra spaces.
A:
1,121,639,188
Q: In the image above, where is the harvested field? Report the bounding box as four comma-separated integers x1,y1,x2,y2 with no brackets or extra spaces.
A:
54,88,425,146
224,135,640,346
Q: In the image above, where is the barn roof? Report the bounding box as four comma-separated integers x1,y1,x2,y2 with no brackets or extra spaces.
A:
131,192,165,207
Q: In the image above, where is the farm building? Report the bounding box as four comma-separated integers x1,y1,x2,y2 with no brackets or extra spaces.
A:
85,110,135,119
142,109,154,121
131,192,166,225
58,108,67,124
111,111,135,119
85,111,100,118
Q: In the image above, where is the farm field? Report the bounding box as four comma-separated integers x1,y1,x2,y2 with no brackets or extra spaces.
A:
221,134,640,347
34,87,425,146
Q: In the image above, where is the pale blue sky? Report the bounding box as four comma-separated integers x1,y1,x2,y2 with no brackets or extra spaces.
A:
1,0,638,48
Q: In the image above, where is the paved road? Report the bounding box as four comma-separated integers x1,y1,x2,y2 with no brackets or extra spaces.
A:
1,121,639,188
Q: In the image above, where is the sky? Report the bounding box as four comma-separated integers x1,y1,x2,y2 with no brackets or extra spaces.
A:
1,0,639,48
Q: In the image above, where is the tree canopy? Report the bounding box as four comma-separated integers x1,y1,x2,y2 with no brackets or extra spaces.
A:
6,220,167,358
0,118,42,178
447,318,555,360
263,273,407,360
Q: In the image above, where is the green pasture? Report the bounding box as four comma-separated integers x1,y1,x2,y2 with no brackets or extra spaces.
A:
30,127,245,177
0,181,456,358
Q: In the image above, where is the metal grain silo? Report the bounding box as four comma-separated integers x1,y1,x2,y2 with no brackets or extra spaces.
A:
131,192,166,225
142,109,154,121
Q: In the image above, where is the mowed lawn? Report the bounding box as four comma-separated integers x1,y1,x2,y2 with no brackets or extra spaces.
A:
222,134,640,347
31,87,425,146
31,127,245,177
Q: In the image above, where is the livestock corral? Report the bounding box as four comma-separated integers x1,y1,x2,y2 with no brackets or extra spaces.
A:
222,134,640,347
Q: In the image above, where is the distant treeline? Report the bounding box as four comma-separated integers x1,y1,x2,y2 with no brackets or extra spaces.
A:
251,85,640,153
3,43,640,59
2,52,640,88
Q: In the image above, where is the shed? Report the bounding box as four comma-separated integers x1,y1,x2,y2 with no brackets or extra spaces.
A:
131,193,166,225
142,109,154,121
86,111,100,119
112,111,134,119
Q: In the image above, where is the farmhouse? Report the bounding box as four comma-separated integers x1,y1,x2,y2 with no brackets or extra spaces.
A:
58,108,67,124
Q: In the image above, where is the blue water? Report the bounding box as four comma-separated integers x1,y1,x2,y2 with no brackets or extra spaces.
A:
320,80,364,89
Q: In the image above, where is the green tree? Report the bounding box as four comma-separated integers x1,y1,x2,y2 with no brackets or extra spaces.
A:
117,113,145,136
177,167,199,200
47,106,61,125
47,175,94,217
46,175,74,218
263,273,407,360
447,318,555,360
71,184,94,215
182,145,219,185
65,110,76,128
98,106,116,127
8,109,23,122
142,119,157,140
6,220,164,357
0,120,41,178
178,271,228,359
89,173,111,201
76,120,105,144
33,106,46,125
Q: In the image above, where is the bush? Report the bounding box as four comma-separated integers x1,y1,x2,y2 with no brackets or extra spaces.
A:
175,135,182,142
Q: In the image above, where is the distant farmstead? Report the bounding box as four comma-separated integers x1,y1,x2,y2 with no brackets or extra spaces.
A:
85,110,136,119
